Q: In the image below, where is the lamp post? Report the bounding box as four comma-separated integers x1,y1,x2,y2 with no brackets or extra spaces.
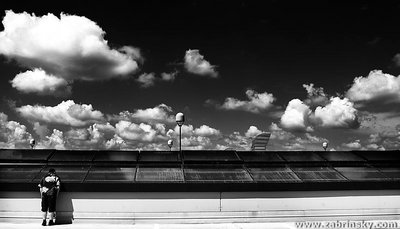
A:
168,139,173,151
322,142,328,151
175,112,184,152
29,139,36,149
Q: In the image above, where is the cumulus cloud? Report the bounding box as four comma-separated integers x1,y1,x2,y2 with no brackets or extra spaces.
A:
0,10,141,94
165,124,221,150
363,123,400,150
193,125,221,137
115,120,166,142
346,70,400,112
216,89,276,113
184,49,218,77
37,129,66,149
302,83,329,107
222,131,250,151
10,69,71,96
16,100,104,126
33,122,49,139
280,99,313,132
65,124,106,149
111,104,175,124
169,124,221,138
161,71,178,81
314,97,359,128
0,112,32,148
136,71,179,87
105,135,127,150
245,126,263,138
268,122,328,151
342,139,362,150
181,136,213,150
136,72,156,88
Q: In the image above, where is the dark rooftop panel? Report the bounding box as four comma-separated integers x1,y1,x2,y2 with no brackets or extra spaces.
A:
248,167,301,182
237,152,283,162
183,150,241,162
93,151,138,162
335,167,388,181
138,151,180,163
184,167,252,182
136,167,184,182
355,151,400,162
377,168,400,180
279,152,325,162
0,166,43,182
49,150,95,162
292,167,346,181
0,149,53,161
33,166,90,183
85,167,136,183
318,151,365,162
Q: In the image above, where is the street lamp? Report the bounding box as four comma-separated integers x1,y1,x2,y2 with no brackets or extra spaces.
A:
175,112,185,151
167,139,173,151
29,139,36,149
322,142,328,151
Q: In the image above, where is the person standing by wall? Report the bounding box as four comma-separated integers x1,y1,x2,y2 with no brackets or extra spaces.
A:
38,168,61,226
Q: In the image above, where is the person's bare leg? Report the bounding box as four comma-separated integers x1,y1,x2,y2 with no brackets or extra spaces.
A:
48,212,55,225
41,212,47,226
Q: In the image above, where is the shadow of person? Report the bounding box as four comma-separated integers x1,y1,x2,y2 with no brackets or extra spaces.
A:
54,192,74,224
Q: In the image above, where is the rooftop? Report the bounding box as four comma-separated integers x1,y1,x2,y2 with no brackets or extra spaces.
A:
1,149,399,192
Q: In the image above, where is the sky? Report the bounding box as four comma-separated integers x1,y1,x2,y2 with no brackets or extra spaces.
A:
0,0,400,151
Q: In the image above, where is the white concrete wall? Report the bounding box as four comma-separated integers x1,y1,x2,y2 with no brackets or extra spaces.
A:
1,190,400,223
221,190,400,211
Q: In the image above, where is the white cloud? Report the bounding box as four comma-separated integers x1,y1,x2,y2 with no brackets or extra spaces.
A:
219,89,276,113
115,120,166,142
346,70,400,103
33,122,49,139
66,124,105,149
136,71,179,87
314,97,359,128
342,140,362,149
184,49,218,77
16,100,104,126
0,10,140,82
105,134,127,150
37,129,66,150
10,69,71,96
170,124,221,138
0,112,32,148
223,131,251,151
245,126,263,138
181,136,213,150
112,104,174,124
161,71,178,81
136,72,156,88
280,99,313,131
302,83,329,107
193,125,221,137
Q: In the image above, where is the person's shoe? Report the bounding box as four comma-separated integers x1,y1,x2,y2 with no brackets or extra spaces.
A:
41,220,46,226
48,220,55,226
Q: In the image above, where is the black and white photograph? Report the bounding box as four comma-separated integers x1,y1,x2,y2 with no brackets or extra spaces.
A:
0,1,399,228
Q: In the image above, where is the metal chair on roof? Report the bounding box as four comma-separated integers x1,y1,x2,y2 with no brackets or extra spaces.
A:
251,132,271,151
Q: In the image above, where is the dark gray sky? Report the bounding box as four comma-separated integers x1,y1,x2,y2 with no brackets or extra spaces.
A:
1,0,400,151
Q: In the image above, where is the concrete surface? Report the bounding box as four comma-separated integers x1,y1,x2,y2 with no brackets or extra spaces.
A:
0,222,295,229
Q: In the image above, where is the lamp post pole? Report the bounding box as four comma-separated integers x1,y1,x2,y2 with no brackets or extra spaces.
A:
175,112,185,152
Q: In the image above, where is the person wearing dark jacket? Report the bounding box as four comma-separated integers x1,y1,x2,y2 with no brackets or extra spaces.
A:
38,168,60,226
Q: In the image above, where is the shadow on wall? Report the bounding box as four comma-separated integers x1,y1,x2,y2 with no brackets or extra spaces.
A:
55,192,74,225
